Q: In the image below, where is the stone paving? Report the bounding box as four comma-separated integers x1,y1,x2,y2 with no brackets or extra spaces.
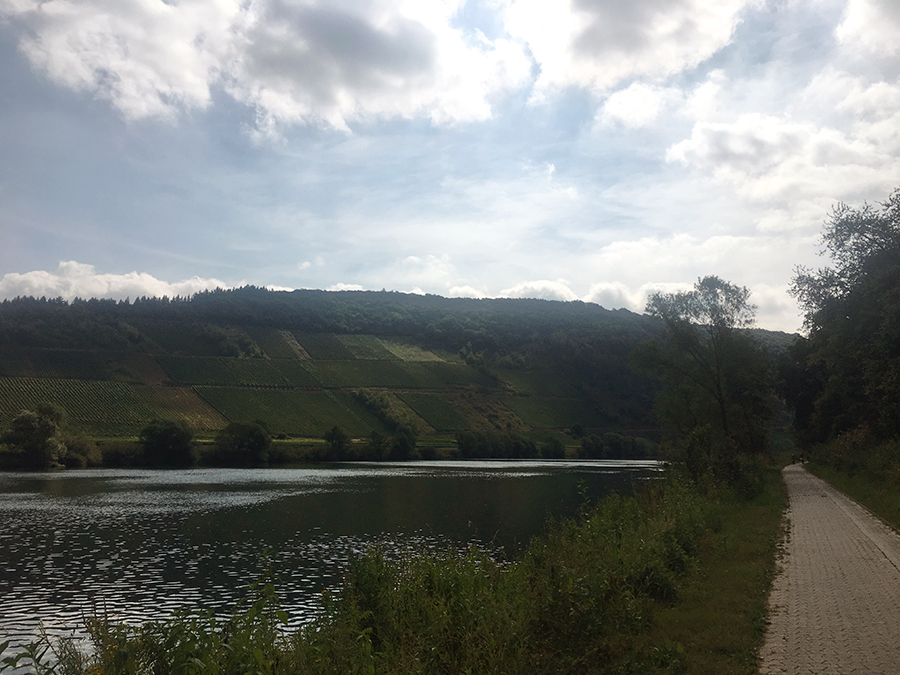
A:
759,465,900,674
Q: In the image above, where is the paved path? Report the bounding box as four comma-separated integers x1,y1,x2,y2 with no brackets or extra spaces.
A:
759,465,900,674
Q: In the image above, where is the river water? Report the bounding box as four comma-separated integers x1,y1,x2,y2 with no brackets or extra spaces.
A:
0,460,660,648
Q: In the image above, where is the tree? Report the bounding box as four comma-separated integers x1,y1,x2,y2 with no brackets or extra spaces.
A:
324,425,351,461
213,422,271,467
0,404,66,469
791,187,900,330
640,276,773,484
787,187,900,443
140,419,196,467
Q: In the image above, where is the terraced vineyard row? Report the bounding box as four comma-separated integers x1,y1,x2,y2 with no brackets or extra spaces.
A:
193,387,380,436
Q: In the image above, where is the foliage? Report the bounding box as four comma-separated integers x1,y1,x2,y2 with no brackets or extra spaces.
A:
787,187,900,446
0,403,66,469
139,419,196,467
212,421,272,467
2,470,789,675
59,432,102,468
456,430,539,459
323,425,352,461
639,276,773,490
578,432,657,460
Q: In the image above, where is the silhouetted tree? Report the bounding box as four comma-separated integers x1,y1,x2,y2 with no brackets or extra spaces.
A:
639,276,773,485
324,425,351,461
0,403,66,469
140,420,195,467
213,422,271,466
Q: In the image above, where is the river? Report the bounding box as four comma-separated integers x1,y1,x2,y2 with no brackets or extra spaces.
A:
0,460,660,648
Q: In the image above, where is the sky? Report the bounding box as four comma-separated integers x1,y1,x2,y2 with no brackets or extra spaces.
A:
0,0,898,332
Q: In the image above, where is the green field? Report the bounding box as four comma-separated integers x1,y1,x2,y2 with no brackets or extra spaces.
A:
293,333,356,360
496,368,579,398
269,360,322,388
131,386,227,430
301,360,421,388
242,326,307,359
396,392,468,431
194,387,376,436
0,377,156,432
221,358,292,386
159,357,239,385
336,335,399,360
380,340,445,362
501,396,601,429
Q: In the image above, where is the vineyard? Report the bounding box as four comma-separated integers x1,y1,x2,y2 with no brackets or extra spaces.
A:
293,333,356,360
501,396,603,429
193,387,380,436
0,378,156,429
335,334,399,360
0,329,613,441
396,392,469,432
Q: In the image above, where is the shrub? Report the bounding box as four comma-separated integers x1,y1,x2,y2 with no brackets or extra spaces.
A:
139,419,196,467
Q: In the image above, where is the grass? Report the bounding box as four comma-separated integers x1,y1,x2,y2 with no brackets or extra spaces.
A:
640,467,786,674
2,467,787,675
806,462,900,532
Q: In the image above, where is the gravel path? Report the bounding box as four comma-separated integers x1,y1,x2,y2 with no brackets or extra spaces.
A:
759,464,900,674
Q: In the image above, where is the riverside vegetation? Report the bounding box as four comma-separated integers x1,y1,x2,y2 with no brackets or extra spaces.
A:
783,188,900,529
0,468,786,675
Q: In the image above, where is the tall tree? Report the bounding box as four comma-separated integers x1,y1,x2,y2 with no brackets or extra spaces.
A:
0,404,67,470
788,187,900,442
640,276,772,482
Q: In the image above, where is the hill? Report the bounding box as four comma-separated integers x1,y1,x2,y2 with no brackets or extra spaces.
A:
0,287,795,454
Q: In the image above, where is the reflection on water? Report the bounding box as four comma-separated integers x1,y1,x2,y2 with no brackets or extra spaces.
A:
0,461,659,647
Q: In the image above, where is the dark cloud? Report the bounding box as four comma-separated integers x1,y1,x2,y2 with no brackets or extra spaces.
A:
243,2,437,104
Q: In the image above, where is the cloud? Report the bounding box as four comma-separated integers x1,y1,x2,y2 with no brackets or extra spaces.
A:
835,0,900,57
499,279,579,301
3,0,239,120
326,282,364,291
502,0,755,100
599,82,677,128
666,112,900,210
0,261,228,300
1,0,531,130
447,285,487,299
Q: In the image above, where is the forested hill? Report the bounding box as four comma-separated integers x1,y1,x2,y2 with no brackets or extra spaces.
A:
0,287,655,355
0,287,795,457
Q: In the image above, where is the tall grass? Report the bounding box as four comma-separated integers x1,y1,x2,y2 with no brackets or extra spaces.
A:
2,471,785,675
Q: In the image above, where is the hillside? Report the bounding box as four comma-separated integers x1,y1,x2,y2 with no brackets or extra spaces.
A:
0,288,794,448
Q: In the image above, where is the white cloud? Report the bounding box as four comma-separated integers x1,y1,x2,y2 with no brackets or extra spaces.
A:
599,82,676,128
0,261,228,300
502,0,755,99
326,282,364,291
582,281,690,312
3,0,239,120
1,0,531,130
666,112,900,210
835,0,900,57
499,279,579,301
447,285,487,299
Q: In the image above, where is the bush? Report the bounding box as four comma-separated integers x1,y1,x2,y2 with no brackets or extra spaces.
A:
211,422,271,467
0,404,66,470
139,420,196,467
